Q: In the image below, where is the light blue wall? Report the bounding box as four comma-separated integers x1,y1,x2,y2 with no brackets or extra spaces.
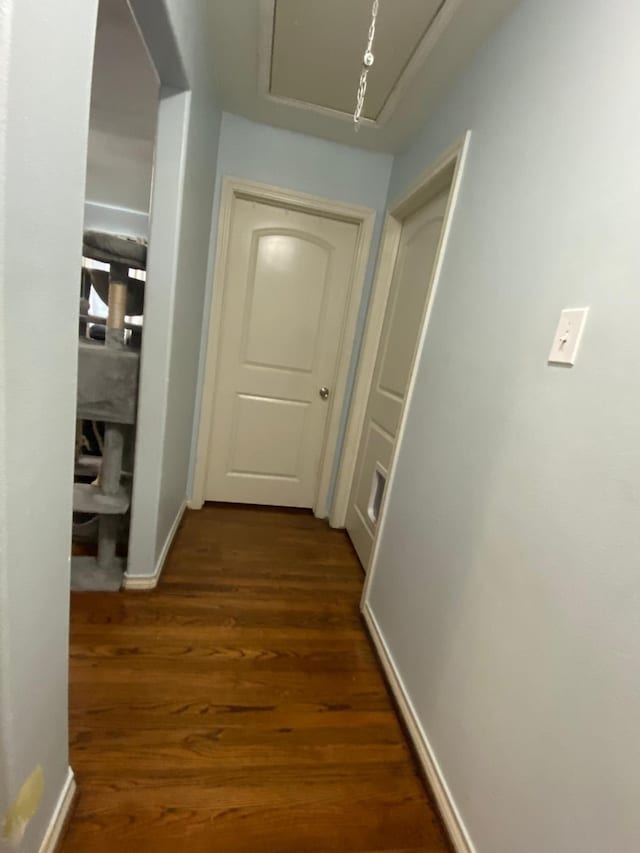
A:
214,112,393,208
156,87,222,556
126,0,222,579
153,1,223,562
188,111,393,499
0,0,98,848
367,1,640,851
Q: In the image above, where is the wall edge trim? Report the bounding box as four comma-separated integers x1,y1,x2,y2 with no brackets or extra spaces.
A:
362,601,475,853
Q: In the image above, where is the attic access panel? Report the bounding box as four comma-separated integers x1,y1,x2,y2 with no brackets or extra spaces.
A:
268,0,446,123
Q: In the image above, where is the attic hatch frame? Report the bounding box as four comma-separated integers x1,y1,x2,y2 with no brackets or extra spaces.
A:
257,0,463,130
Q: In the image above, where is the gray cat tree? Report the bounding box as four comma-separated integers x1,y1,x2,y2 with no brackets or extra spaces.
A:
71,231,146,591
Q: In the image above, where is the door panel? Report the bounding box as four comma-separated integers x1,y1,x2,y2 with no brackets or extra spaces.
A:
346,189,449,567
379,224,441,395
243,233,329,372
205,198,359,508
228,394,309,478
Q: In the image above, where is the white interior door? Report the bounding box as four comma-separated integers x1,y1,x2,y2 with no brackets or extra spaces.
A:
205,197,359,508
346,189,449,567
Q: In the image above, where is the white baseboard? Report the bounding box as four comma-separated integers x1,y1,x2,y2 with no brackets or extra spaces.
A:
123,500,187,590
39,767,76,853
362,602,475,853
122,573,163,590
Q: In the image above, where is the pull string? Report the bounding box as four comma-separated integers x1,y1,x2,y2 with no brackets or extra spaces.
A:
354,0,379,131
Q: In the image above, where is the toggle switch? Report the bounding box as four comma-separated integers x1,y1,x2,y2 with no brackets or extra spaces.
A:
548,307,589,366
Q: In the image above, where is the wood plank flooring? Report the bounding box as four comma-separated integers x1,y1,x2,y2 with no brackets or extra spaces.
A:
62,504,449,853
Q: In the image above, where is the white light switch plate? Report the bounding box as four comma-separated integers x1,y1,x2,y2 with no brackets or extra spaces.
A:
548,307,589,366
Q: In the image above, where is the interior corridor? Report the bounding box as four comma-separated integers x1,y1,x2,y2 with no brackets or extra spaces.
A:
62,504,449,852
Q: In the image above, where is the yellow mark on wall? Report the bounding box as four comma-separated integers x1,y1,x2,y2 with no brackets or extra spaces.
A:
2,766,44,847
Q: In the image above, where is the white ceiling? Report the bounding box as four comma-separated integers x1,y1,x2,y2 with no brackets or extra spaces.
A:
208,0,520,153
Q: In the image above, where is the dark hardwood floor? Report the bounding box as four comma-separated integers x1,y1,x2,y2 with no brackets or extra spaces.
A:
63,504,449,852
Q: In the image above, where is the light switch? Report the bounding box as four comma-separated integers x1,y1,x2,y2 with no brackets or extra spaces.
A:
548,307,589,366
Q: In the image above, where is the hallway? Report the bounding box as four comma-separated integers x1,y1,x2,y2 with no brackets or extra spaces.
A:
62,505,449,852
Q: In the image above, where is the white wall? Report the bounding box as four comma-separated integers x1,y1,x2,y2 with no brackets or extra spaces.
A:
366,1,640,851
126,0,222,580
188,112,394,499
0,0,98,849
86,0,158,220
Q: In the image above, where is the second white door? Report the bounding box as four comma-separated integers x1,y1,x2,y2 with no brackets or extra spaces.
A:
346,188,450,567
205,197,359,508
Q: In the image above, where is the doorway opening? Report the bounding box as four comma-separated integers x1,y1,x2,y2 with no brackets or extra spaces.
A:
72,0,192,591
71,0,159,591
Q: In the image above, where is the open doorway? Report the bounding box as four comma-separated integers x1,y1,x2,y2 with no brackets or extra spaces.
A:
72,0,159,590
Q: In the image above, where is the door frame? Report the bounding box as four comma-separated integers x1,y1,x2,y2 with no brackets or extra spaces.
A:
330,131,471,529
191,176,376,517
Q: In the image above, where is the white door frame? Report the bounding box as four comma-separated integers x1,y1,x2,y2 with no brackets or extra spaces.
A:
330,132,471,529
191,177,376,517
